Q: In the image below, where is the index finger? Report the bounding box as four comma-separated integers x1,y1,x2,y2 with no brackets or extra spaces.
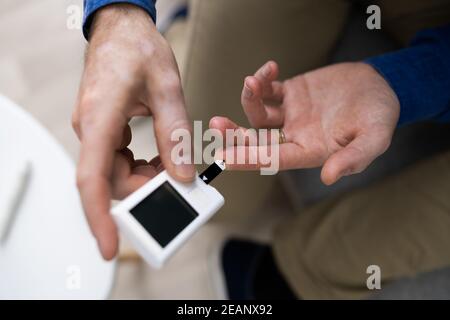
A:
146,73,196,183
77,109,127,260
215,143,316,173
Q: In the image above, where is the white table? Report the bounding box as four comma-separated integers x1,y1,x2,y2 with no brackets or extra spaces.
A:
0,95,115,299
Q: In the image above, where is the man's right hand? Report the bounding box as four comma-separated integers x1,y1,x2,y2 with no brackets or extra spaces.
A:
72,4,195,260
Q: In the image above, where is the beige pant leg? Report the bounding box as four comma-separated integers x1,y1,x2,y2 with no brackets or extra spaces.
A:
274,150,450,299
182,0,351,223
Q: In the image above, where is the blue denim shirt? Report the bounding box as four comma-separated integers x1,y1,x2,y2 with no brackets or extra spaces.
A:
83,0,156,39
366,25,450,126
83,1,450,126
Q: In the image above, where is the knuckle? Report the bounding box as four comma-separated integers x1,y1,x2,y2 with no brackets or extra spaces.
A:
77,93,105,128
137,39,157,60
76,170,90,190
71,112,80,131
160,72,182,93
167,117,191,133
78,92,99,114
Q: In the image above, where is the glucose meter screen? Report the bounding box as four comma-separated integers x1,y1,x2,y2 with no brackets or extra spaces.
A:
130,182,198,247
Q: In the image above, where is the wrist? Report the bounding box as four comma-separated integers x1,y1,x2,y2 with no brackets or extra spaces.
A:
89,4,156,41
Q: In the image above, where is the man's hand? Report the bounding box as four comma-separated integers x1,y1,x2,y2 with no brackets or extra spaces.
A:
210,61,400,184
72,4,195,260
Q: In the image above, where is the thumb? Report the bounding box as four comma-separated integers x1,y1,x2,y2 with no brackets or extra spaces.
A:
321,133,391,185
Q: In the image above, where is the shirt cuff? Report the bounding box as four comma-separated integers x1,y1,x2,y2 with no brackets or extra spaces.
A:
83,0,157,40
364,26,450,126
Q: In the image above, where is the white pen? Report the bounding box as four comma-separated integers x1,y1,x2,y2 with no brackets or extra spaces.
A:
0,161,31,243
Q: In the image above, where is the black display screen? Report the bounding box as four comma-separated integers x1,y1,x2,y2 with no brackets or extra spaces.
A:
130,182,198,247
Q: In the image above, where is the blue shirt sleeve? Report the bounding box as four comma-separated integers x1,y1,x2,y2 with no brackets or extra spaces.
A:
83,0,157,40
365,24,450,126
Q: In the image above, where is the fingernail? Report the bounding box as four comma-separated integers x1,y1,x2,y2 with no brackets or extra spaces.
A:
176,164,195,181
262,64,271,77
244,85,253,99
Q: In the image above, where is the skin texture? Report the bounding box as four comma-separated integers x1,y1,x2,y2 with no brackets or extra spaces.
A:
72,5,195,260
210,61,400,185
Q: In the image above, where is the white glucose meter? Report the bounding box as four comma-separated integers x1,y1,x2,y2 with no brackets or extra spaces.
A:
112,160,225,268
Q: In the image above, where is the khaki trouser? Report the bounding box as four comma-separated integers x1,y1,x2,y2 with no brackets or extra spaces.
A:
274,150,450,299
182,0,450,298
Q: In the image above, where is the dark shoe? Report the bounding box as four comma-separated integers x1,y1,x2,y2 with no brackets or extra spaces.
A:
221,239,297,300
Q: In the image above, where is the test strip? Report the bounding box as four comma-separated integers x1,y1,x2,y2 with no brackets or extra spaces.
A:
199,160,226,185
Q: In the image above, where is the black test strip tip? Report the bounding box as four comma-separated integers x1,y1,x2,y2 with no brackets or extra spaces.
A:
199,160,226,185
